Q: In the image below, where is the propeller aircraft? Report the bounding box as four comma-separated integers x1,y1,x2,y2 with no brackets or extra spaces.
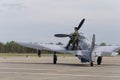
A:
16,18,120,67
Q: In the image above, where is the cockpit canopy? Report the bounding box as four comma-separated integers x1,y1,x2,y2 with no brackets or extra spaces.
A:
79,33,88,39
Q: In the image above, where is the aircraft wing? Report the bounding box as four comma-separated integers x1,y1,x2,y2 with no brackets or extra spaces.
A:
94,46,120,56
16,42,77,54
16,42,120,56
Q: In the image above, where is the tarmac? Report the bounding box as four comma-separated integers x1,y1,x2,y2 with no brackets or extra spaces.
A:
0,55,120,80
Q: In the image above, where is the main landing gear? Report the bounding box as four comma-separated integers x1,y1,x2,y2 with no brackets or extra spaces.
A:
97,56,102,65
90,56,102,66
38,50,41,57
90,62,93,67
53,52,57,64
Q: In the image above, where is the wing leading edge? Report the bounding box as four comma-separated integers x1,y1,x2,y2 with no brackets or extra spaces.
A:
94,46,120,56
16,42,78,54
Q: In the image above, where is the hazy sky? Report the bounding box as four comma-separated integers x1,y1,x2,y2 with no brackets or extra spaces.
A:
0,0,120,45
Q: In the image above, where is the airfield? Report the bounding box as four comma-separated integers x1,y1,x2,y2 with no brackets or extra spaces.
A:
0,55,120,80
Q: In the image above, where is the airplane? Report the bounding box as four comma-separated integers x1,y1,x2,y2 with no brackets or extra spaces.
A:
16,18,120,67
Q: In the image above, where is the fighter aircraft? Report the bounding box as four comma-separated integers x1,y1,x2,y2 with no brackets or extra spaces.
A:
16,18,120,66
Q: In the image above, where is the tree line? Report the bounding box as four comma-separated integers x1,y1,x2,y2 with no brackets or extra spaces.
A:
0,41,63,53
0,41,37,53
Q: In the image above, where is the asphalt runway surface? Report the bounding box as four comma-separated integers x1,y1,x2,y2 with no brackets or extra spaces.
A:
0,56,120,80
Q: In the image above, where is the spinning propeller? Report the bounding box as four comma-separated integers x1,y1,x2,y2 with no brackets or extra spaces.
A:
54,18,85,38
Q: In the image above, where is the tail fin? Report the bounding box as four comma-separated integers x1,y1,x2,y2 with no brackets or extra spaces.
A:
90,34,96,62
91,34,95,50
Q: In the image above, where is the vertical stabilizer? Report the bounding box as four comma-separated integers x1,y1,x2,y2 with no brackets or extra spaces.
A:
90,34,96,66
91,34,95,50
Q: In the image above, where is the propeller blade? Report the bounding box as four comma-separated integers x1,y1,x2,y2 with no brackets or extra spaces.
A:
54,34,70,37
78,18,85,30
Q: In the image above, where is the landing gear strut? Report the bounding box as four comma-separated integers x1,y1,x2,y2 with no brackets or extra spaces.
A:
53,52,57,64
97,56,102,65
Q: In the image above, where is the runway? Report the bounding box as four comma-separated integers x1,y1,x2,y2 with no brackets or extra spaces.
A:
0,56,120,80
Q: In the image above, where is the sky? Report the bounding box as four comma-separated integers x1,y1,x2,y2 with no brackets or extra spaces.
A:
0,0,120,45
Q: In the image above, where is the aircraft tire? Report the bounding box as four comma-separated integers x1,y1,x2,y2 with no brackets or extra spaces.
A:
90,62,93,67
38,50,41,57
97,56,102,65
53,54,57,64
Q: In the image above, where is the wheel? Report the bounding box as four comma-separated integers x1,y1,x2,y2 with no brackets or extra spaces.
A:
53,54,57,64
90,62,93,67
97,56,102,65
38,50,41,57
